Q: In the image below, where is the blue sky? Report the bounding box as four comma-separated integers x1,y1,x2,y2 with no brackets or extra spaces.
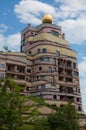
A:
0,0,86,113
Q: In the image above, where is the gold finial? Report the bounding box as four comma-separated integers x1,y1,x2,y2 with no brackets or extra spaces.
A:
42,14,53,24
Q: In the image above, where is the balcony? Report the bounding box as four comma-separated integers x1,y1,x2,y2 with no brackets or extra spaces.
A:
58,59,72,69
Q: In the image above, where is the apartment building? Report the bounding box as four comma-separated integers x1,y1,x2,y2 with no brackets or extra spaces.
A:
0,14,82,112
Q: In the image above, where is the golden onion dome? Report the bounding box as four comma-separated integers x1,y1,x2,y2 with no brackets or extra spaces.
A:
42,14,53,24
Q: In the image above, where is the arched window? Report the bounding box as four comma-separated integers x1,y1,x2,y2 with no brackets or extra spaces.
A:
42,48,46,53
40,57,44,61
39,67,42,71
48,67,52,72
38,48,41,53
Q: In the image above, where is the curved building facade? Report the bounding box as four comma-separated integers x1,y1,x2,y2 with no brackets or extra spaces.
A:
21,14,82,112
0,14,82,112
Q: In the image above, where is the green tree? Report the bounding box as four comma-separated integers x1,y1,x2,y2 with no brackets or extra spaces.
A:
0,77,41,130
33,102,79,130
0,77,80,130
48,103,79,130
33,117,50,130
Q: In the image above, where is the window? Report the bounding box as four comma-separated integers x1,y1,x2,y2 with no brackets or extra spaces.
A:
48,67,52,72
41,85,45,90
27,69,31,73
45,57,50,62
26,87,29,91
17,67,25,73
38,48,41,53
67,87,73,93
42,48,46,53
0,64,5,68
53,95,57,100
60,104,65,108
73,63,76,69
39,75,45,79
39,67,42,71
7,66,11,71
59,76,64,81
40,57,44,61
0,73,4,78
51,30,59,36
28,51,31,54
65,77,72,82
77,98,80,102
78,106,81,111
39,93,43,98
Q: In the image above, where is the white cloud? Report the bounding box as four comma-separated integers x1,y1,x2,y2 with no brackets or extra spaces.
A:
54,0,86,44
0,23,21,52
14,0,56,25
79,57,86,78
55,0,86,19
0,34,6,50
6,33,21,51
79,57,86,113
0,24,8,33
80,78,86,114
58,16,86,44
0,33,21,52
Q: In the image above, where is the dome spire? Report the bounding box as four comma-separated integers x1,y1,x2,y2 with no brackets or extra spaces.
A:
42,14,53,24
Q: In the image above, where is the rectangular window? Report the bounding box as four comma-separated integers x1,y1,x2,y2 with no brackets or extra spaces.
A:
77,98,80,102
45,57,50,62
39,75,45,79
0,64,5,68
53,95,57,100
0,73,5,78
78,106,81,111
51,30,59,36
41,85,45,90
73,63,76,69
40,57,44,61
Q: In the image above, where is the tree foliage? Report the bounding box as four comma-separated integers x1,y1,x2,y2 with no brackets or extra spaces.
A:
48,103,79,130
0,77,42,130
33,102,79,130
0,77,80,130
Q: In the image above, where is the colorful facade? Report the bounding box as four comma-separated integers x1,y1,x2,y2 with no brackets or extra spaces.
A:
0,14,82,112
